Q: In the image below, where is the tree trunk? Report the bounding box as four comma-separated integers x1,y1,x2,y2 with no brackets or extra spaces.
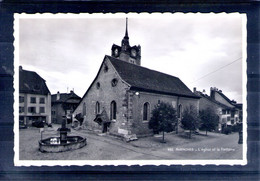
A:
206,130,208,136
189,129,191,139
162,131,165,143
176,120,178,134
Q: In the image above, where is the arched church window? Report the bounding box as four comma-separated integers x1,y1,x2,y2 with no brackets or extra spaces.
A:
143,102,150,121
178,104,182,118
104,64,108,72
83,102,86,116
96,101,100,115
111,78,118,87
110,101,117,120
96,82,100,89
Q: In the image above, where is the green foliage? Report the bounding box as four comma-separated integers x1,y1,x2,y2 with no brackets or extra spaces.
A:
199,108,219,135
149,102,178,134
223,126,232,135
231,123,242,132
181,105,200,132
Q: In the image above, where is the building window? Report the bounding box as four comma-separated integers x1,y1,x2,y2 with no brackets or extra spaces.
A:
143,102,150,121
231,119,234,124
178,104,182,118
227,116,231,121
111,78,118,87
19,106,24,113
222,109,226,114
30,97,36,103
231,110,235,118
19,96,24,103
40,97,45,104
83,102,86,116
52,110,56,115
40,107,45,113
96,82,100,89
28,107,36,113
96,101,100,115
227,110,230,114
104,64,108,72
110,101,117,120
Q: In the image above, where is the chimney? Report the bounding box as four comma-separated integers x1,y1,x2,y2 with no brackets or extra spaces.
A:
70,90,74,94
193,87,196,93
57,91,60,100
203,89,206,93
210,88,215,99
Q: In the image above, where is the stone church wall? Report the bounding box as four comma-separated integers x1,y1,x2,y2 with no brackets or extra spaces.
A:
130,91,199,137
73,58,130,136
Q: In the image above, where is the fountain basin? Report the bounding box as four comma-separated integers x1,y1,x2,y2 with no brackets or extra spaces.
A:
39,136,86,153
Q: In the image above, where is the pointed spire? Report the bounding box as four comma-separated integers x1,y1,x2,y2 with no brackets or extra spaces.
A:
121,17,130,50
124,17,129,39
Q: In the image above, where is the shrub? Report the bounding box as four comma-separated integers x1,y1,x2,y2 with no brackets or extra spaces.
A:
199,108,219,135
223,126,232,135
149,102,178,143
181,105,200,139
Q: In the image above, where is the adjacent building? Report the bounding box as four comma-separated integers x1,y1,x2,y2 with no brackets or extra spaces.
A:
73,19,200,138
51,91,81,124
19,66,51,126
194,87,242,132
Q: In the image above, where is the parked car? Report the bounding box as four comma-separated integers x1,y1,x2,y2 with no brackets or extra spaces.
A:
32,120,45,128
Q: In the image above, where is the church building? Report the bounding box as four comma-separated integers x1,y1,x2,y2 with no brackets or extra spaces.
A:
73,19,200,139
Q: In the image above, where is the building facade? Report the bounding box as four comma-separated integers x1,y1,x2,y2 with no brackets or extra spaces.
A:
51,91,81,124
210,87,241,126
73,19,200,138
19,66,51,126
194,87,242,132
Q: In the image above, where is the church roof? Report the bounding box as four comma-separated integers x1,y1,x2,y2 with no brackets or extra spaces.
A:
19,66,50,95
107,56,199,98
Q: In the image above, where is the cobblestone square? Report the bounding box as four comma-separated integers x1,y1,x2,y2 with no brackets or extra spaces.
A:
19,124,243,160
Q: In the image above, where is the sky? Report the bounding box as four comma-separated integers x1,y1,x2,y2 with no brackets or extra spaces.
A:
18,13,245,103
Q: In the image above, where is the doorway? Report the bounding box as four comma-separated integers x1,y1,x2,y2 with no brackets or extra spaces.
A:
102,122,110,133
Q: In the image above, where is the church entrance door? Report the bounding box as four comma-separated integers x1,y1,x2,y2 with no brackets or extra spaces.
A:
102,122,110,133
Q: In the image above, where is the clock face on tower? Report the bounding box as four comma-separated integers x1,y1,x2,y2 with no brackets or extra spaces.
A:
131,49,136,57
114,48,119,56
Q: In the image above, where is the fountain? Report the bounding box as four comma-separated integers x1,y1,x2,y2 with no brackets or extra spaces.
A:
39,116,86,153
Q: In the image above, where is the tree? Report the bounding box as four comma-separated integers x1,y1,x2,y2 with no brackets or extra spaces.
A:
149,102,178,143
181,104,200,139
199,108,219,136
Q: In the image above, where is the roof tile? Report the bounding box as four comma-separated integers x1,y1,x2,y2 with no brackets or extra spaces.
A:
108,56,199,98
19,68,50,95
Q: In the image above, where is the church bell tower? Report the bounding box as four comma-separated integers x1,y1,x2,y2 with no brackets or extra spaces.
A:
111,18,141,66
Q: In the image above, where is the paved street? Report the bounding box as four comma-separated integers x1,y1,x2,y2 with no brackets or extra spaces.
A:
19,125,243,160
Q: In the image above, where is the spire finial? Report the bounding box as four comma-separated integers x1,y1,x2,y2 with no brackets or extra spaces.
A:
125,17,128,38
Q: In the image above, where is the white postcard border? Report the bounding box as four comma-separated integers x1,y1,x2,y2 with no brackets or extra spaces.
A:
13,13,247,166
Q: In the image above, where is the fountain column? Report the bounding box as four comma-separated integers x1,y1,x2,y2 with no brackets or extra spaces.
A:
60,116,70,144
